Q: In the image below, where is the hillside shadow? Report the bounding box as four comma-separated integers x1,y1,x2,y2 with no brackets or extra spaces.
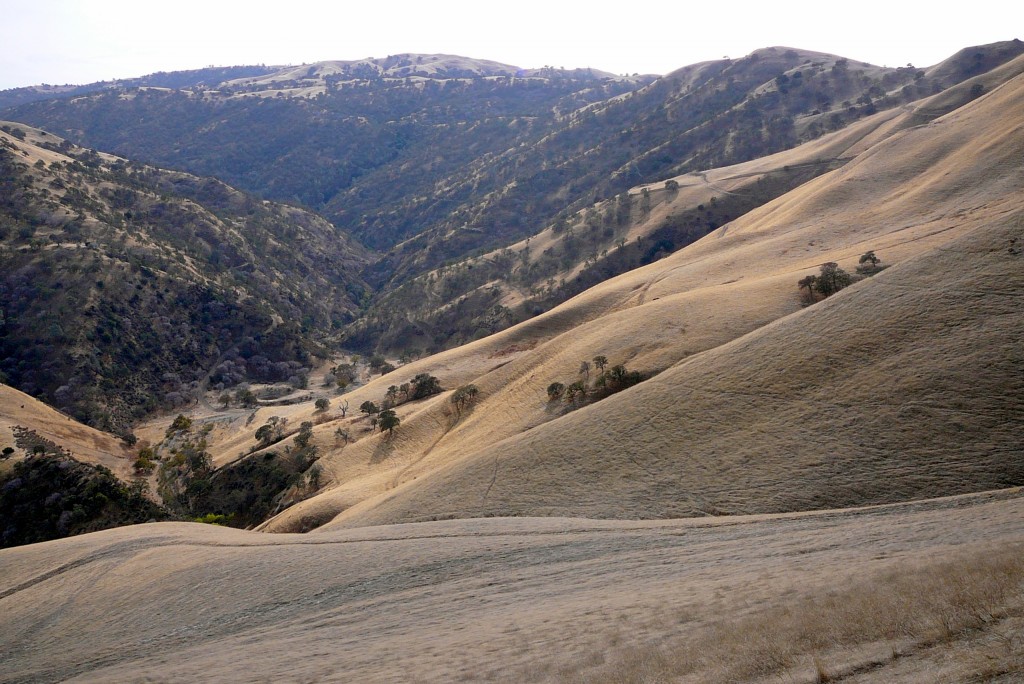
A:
370,436,397,464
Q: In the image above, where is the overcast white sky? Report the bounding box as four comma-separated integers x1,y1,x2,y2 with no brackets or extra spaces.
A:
0,0,1020,90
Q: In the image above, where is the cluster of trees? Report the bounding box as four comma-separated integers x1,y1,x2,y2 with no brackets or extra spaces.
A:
357,373,444,436
0,453,168,548
798,251,886,304
157,413,321,528
450,384,480,414
368,355,397,376
546,355,653,410
324,362,358,389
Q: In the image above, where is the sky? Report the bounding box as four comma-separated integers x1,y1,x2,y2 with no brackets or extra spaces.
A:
0,0,1020,90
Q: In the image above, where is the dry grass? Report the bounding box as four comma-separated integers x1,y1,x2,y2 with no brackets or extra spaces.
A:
3,493,1023,682
0,384,132,480
105,57,1024,536
541,545,1024,683
296,63,1024,532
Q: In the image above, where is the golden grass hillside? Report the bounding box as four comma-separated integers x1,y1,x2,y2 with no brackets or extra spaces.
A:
256,57,1024,533
2,490,1022,682
0,384,131,480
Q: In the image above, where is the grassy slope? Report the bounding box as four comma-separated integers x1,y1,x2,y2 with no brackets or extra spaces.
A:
0,384,131,480
252,56,1024,532
1,490,1022,682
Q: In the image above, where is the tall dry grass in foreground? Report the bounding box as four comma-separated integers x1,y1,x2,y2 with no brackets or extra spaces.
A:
515,545,1024,683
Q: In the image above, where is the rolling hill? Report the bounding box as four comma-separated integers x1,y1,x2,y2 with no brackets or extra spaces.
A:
0,123,370,431
10,43,1021,359
254,52,1024,532
0,383,172,547
1,42,1023,684
2,491,1022,681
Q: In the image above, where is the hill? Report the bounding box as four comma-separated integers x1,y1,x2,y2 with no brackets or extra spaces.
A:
251,52,1024,533
0,383,131,477
1,55,645,258
1,491,1022,681
1,42,1023,683
0,383,172,548
0,65,277,110
9,44,1022,358
0,124,370,432
344,40,1024,355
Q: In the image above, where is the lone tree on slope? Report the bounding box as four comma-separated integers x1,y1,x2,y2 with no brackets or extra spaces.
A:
798,274,819,304
579,361,591,384
451,384,480,414
378,409,400,436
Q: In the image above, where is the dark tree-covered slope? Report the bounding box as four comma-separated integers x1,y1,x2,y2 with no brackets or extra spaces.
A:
0,123,370,431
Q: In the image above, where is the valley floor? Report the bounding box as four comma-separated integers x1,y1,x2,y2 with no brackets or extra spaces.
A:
2,488,1023,682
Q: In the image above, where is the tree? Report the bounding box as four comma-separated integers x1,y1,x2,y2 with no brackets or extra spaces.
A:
359,401,379,416
254,415,288,446
339,399,349,418
307,463,323,490
385,385,399,407
546,382,565,401
451,384,480,413
859,251,879,268
378,409,400,436
607,364,628,388
335,427,350,444
332,363,356,389
815,262,852,297
579,361,591,384
295,421,314,448
856,250,883,275
592,355,608,373
565,380,587,404
254,424,276,445
167,414,192,435
410,373,442,399
798,274,819,304
314,397,330,412
235,388,258,408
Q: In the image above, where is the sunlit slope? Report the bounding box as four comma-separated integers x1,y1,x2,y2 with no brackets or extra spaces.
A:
260,62,1024,532
2,492,1023,682
254,121,902,532
0,384,131,480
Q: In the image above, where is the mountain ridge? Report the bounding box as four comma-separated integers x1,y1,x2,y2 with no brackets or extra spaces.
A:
0,122,370,431
257,55,1024,531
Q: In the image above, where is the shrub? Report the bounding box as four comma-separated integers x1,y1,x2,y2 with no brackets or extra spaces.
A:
410,373,442,399
166,414,192,435
815,262,852,297
546,382,565,401
451,384,480,413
